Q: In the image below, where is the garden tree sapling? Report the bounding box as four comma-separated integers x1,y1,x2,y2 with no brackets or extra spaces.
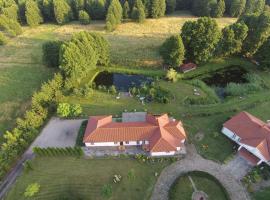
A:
53,0,73,24
166,68,178,82
0,14,22,37
122,0,130,18
25,0,43,27
1,3,19,22
151,0,166,18
24,183,40,197
106,0,123,31
131,0,146,23
79,10,91,24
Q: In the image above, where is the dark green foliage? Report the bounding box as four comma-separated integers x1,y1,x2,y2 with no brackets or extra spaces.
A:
230,0,246,17
254,38,270,68
245,0,265,14
192,0,211,16
0,14,22,37
181,17,221,63
122,0,130,18
240,11,270,56
1,3,19,22
42,40,63,67
76,120,88,146
165,0,176,13
131,0,145,22
33,147,84,157
25,0,44,27
79,10,91,24
211,0,225,17
151,0,166,18
41,0,54,21
218,22,248,56
85,0,106,20
72,0,85,19
106,0,122,31
0,31,7,45
160,35,185,67
53,0,73,24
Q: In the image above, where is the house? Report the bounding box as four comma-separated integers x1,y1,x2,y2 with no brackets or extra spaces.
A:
180,62,197,73
83,113,187,156
222,111,270,166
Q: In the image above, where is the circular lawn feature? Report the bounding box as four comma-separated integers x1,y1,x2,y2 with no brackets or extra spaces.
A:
169,171,229,200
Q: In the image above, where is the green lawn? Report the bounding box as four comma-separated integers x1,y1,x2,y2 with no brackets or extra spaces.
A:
5,157,168,200
169,171,229,200
252,187,270,200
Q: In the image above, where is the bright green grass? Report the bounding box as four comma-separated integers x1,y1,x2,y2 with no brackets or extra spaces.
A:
5,157,168,200
169,171,229,200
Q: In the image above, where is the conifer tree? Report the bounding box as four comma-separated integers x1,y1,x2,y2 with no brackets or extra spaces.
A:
25,0,44,27
53,0,73,24
123,0,130,19
131,0,145,22
211,0,225,17
230,0,246,17
105,0,122,31
151,0,166,18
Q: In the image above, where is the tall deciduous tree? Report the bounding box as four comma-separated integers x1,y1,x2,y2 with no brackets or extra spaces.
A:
181,17,221,63
230,0,246,17
106,0,122,31
160,35,185,67
25,0,44,27
240,11,270,56
53,0,73,24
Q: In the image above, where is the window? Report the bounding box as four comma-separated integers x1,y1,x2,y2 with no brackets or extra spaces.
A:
125,141,129,144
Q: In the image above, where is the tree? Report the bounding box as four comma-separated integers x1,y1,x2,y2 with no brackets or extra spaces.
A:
165,0,176,14
0,32,8,45
25,0,44,27
0,14,22,37
24,183,40,197
79,10,91,24
254,38,270,68
218,22,248,56
192,0,211,16
57,103,70,117
85,0,106,20
72,0,85,19
42,0,54,21
106,0,122,31
70,104,82,116
122,0,130,18
245,0,265,14
151,0,166,18
211,0,225,17
230,0,246,17
42,40,63,67
181,17,221,63
166,68,178,82
240,11,270,56
53,0,73,24
160,35,185,67
131,0,145,22
1,3,19,22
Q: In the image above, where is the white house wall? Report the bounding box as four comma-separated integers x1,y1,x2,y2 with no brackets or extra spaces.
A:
85,140,149,147
151,151,176,156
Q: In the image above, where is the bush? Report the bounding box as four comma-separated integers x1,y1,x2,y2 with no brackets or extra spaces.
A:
53,0,73,24
79,10,90,24
42,40,63,67
57,103,70,117
166,68,178,82
70,104,82,116
0,32,8,45
24,183,40,197
25,0,44,27
160,35,185,67
101,184,112,198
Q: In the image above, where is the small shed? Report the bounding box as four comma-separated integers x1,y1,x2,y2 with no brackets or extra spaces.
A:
180,63,197,73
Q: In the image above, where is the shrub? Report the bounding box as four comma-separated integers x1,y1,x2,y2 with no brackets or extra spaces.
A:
53,0,73,24
101,184,112,198
25,0,44,27
160,35,185,67
24,183,40,197
42,40,63,67
166,68,178,82
70,104,82,116
79,10,91,24
0,32,8,45
57,103,70,117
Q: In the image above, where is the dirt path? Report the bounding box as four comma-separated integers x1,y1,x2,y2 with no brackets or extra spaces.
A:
150,145,250,200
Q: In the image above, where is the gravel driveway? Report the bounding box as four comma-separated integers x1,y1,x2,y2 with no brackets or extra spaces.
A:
30,118,85,149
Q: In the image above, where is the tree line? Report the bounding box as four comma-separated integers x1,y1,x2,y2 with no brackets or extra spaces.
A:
160,10,270,67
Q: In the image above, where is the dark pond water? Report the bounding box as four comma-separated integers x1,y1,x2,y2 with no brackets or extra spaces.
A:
93,71,153,91
202,65,248,87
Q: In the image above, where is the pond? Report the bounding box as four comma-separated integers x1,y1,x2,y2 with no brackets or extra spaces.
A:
202,65,248,87
93,71,153,91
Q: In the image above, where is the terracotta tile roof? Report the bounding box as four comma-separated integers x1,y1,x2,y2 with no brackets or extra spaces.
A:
180,63,197,73
224,111,270,161
239,148,260,165
83,113,187,152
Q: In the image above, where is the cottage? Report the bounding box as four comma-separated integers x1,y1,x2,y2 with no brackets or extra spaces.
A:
180,62,197,73
83,113,187,156
222,111,270,166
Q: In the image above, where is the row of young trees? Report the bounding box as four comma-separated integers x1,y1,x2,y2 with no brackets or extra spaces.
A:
160,11,270,66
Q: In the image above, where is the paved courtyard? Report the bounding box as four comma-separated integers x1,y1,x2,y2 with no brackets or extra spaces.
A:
30,118,84,150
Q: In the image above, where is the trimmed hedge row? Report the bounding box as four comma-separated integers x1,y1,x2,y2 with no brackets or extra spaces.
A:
33,146,84,157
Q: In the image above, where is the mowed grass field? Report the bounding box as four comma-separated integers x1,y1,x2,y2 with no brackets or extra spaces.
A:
5,157,168,200
0,11,237,134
